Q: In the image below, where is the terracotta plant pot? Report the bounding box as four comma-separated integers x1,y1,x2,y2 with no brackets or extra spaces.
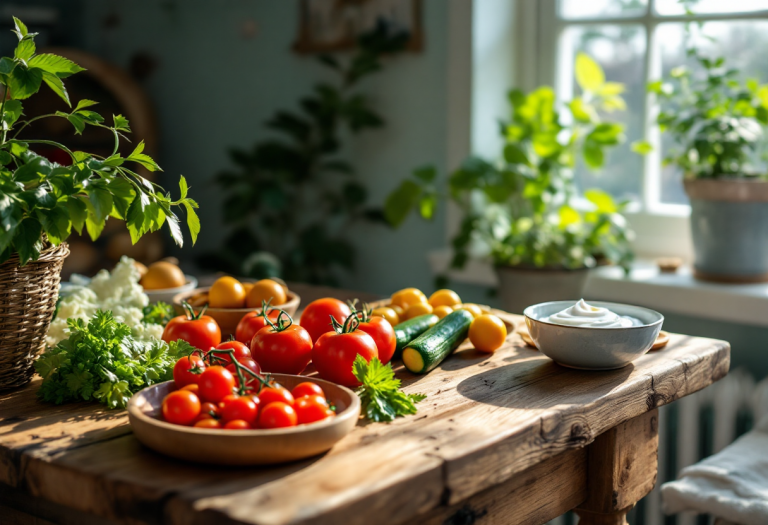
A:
684,178,768,283
495,265,590,314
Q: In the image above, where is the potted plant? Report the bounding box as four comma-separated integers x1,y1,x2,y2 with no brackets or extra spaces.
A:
648,49,768,282
0,18,200,389
385,54,633,313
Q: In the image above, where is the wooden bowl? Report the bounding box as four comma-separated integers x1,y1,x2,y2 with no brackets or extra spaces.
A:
172,288,300,336
127,374,360,465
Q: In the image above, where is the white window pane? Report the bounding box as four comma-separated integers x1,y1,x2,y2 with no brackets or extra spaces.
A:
560,0,648,19
655,0,768,16
656,21,768,204
560,25,647,204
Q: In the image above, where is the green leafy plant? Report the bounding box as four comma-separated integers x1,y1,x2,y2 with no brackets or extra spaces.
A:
353,355,426,422
141,301,175,326
646,49,768,178
0,18,199,266
204,21,407,285
386,53,634,273
35,310,195,408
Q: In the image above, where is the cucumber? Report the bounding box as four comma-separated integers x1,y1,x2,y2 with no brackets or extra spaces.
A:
393,314,439,360
402,309,474,374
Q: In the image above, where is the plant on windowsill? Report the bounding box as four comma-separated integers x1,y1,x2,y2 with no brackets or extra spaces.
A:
385,54,634,313
0,18,200,389
645,48,768,283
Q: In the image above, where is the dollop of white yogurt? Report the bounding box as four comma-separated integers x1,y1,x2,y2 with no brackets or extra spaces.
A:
544,299,636,328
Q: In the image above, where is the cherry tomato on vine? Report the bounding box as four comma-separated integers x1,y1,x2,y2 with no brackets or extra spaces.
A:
251,311,312,374
236,308,280,344
225,358,262,388
258,385,294,407
258,402,298,429
163,302,222,351
312,312,378,387
220,395,260,426
294,395,332,425
354,306,396,364
224,419,251,430
162,390,201,426
173,355,206,388
299,298,352,343
291,382,325,400
198,366,236,403
208,340,251,366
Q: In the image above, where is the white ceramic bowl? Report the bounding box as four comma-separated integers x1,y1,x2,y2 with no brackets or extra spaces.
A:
143,275,198,304
524,300,664,370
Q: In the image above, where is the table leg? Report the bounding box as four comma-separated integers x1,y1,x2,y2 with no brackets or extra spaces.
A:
574,408,659,525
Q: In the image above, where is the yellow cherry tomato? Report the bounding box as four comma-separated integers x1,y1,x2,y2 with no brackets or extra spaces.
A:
469,314,507,353
208,276,246,308
428,289,461,308
390,304,405,318
246,279,288,308
372,307,399,326
403,302,433,320
390,288,428,310
242,282,254,296
455,303,483,318
432,305,454,319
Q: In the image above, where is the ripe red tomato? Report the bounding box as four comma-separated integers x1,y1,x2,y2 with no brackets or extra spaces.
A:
180,383,200,395
291,382,325,400
236,309,280,344
312,317,378,387
258,385,294,407
225,358,262,388
173,355,206,388
162,390,201,426
251,323,313,374
258,402,298,429
163,304,222,351
198,366,236,403
220,396,260,426
200,401,220,419
209,340,251,366
299,298,352,343
294,395,332,425
224,419,251,430
356,316,396,364
194,418,222,429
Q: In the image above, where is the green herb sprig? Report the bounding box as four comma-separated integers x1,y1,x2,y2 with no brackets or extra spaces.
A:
353,355,426,422
142,302,175,326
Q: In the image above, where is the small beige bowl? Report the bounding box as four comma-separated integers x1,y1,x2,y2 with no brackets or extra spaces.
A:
127,374,360,465
172,287,300,336
144,275,198,304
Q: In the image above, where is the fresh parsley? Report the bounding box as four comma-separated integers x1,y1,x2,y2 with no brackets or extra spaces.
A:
142,302,175,326
353,355,427,422
35,310,194,409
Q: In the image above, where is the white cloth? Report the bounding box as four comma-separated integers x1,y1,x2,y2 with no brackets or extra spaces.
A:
662,417,768,525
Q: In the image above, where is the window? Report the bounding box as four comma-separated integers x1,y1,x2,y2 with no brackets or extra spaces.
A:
538,0,768,216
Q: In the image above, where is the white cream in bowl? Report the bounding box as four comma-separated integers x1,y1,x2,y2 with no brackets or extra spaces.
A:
543,299,639,328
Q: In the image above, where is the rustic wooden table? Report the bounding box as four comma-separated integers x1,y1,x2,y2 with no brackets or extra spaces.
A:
0,284,730,525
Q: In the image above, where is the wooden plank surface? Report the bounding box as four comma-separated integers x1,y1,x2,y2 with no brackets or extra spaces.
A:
0,285,730,525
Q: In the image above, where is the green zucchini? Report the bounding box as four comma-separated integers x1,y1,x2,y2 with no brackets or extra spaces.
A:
402,309,474,374
393,314,439,360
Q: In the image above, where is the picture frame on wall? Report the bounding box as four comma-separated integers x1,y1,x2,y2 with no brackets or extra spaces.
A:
294,0,423,53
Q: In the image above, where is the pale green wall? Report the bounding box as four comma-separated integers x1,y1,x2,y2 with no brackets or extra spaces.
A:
78,0,450,296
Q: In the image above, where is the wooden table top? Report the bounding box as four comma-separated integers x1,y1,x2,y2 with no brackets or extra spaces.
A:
0,284,730,525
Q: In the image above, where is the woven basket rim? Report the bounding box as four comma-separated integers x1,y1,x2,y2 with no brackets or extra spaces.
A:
1,242,70,267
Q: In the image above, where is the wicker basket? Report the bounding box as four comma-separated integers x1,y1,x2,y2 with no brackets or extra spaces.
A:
0,243,69,390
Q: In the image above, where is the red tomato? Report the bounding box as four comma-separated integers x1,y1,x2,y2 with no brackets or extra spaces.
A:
162,304,222,351
173,355,206,388
299,298,352,343
291,382,325,400
251,323,313,375
194,418,222,429
220,396,260,426
357,316,396,364
236,309,280,344
198,366,236,403
162,390,201,426
312,316,378,387
294,395,332,425
200,401,220,418
180,383,199,395
258,386,294,407
258,402,298,429
225,358,262,389
224,419,251,430
208,340,251,366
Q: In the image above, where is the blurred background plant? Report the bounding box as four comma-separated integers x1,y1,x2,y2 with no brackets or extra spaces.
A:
200,21,407,285
386,53,635,280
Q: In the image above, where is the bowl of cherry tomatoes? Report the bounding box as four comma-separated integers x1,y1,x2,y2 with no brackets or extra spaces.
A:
173,276,300,336
128,370,360,465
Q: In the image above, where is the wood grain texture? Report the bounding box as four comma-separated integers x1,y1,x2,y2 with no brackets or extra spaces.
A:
0,288,730,525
